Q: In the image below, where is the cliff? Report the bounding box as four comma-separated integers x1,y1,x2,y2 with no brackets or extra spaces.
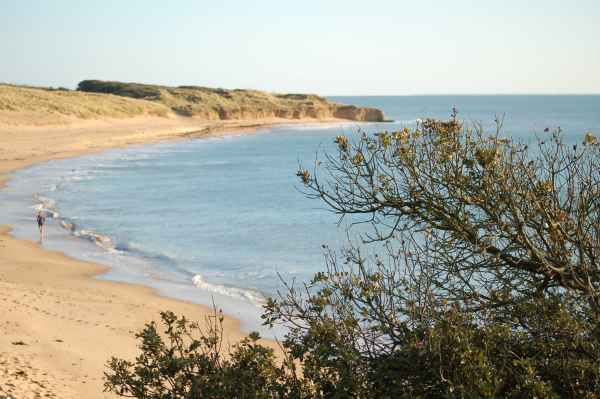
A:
77,80,385,122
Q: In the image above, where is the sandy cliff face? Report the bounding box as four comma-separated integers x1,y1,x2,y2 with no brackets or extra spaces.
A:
77,80,386,123
0,82,386,125
331,105,385,122
196,101,385,122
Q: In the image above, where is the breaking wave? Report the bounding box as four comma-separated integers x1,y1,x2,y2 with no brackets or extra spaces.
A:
192,274,266,305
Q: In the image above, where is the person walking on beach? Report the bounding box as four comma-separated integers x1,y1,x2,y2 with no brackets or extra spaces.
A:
36,210,46,241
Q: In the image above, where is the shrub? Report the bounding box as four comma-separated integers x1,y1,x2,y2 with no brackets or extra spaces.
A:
104,310,309,398
106,112,600,398
78,80,161,99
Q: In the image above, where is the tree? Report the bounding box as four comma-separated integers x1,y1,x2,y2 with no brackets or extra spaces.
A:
266,111,600,397
106,112,600,397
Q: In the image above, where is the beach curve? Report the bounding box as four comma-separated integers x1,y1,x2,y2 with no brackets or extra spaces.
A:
0,114,349,398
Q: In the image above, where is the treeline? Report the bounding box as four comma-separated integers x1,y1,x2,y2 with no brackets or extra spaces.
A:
78,80,163,99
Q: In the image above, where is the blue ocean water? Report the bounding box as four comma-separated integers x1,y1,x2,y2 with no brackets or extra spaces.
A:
1,95,599,334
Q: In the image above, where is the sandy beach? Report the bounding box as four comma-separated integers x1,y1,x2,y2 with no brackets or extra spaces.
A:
0,115,342,398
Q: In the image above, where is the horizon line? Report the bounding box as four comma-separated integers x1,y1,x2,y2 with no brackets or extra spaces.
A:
325,92,600,97
2,81,599,97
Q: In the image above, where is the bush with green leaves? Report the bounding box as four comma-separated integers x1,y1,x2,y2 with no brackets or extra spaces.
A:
106,112,600,398
104,310,308,398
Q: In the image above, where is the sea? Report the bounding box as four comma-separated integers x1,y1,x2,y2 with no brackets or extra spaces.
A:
1,95,599,336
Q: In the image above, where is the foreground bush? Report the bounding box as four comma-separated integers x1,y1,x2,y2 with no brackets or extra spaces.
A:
106,113,600,398
104,310,308,398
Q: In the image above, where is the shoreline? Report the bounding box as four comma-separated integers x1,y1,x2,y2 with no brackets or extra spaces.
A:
0,115,352,398
0,115,355,189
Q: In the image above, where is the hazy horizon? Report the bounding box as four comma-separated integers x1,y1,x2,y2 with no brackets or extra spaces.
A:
5,78,600,97
2,0,599,96
5,79,600,97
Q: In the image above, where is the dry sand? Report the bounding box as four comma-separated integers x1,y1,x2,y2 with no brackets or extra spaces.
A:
0,115,342,398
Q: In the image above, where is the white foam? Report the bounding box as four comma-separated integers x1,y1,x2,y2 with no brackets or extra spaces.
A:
45,183,59,192
34,194,55,208
95,163,130,169
60,220,74,231
67,175,92,181
73,229,119,253
33,194,60,218
192,274,266,306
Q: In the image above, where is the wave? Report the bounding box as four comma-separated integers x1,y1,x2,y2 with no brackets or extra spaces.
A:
113,240,144,253
32,193,121,254
45,183,59,192
94,163,131,169
33,194,60,218
34,192,266,306
112,241,184,270
65,175,92,181
59,219,75,231
63,223,267,306
73,229,116,252
192,274,266,305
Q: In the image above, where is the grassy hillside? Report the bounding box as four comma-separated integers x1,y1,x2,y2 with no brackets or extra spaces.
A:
77,80,385,121
0,81,384,126
0,84,169,125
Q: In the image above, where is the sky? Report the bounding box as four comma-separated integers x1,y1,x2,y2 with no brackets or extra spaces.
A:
1,0,599,95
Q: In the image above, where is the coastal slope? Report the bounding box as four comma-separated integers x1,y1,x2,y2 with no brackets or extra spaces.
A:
0,84,170,126
0,81,384,127
77,80,385,122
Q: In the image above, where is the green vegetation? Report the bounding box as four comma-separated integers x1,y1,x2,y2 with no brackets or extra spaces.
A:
104,311,307,399
105,113,600,397
78,80,162,99
77,80,384,121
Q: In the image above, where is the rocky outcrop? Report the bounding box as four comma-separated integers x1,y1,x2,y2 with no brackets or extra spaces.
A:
331,105,385,122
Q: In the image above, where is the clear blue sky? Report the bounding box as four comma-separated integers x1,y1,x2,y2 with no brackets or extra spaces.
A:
1,0,599,95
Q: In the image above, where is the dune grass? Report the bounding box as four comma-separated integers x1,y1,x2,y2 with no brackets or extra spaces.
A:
78,80,384,121
0,84,170,125
0,81,384,126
